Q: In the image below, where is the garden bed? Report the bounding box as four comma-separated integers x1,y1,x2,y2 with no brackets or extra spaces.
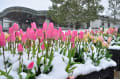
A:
109,46,120,71
0,23,117,79
76,67,114,79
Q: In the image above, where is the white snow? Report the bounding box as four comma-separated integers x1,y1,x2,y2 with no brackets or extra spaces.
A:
0,75,7,79
20,72,27,79
109,45,120,50
72,58,116,77
0,48,117,79
48,53,68,79
36,74,55,79
9,71,19,79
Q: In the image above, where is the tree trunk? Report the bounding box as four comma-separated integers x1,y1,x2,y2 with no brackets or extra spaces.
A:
114,15,116,25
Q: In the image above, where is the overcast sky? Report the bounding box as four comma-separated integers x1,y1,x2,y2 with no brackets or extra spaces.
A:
0,0,110,15
0,0,52,11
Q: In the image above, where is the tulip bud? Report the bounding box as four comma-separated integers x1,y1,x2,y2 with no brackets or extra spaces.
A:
27,62,34,69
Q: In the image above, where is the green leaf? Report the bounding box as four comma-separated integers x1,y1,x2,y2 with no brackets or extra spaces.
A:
68,66,76,73
43,65,53,74
0,70,7,76
18,64,22,73
65,64,76,73
25,73,35,79
71,48,76,57
63,48,67,56
65,64,70,73
60,49,63,54
37,56,42,66
7,66,12,74
48,51,54,66
44,42,48,50
0,70,13,79
18,74,22,79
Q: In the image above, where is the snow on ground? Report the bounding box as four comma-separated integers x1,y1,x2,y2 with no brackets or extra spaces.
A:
109,45,120,50
72,58,116,77
0,75,7,79
0,50,117,79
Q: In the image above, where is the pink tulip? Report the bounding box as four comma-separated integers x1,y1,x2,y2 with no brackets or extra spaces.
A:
98,36,104,42
43,22,47,32
27,62,34,69
7,36,10,42
7,33,16,42
91,30,94,34
48,22,54,30
53,29,59,40
45,22,55,39
46,30,52,39
70,36,75,43
79,31,84,39
68,30,71,36
61,32,66,41
41,43,45,50
62,36,66,42
31,33,37,41
13,23,19,32
31,22,37,30
115,27,118,32
0,32,6,47
0,25,2,33
72,30,78,38
58,27,62,33
95,30,98,34
9,27,14,34
17,44,23,52
26,28,30,34
85,30,88,33
20,29,24,35
107,37,112,43
21,33,27,43
102,42,109,47
65,31,70,37
26,28,36,40
115,33,117,36
16,31,20,37
10,33,16,42
100,30,103,34
40,37,44,43
36,29,43,38
107,28,114,34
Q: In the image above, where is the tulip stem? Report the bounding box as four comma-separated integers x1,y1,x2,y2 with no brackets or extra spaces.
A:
37,39,40,58
19,54,21,65
3,47,7,73
28,48,30,60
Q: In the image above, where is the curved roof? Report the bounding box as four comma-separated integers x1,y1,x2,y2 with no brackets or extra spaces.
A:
0,6,48,18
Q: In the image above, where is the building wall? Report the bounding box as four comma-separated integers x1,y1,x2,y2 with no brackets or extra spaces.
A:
1,16,120,31
90,19,120,29
0,21,2,25
2,18,17,31
90,20,102,28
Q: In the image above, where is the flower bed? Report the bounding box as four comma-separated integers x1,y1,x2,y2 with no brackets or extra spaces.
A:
0,23,117,79
109,49,120,71
76,67,114,79
107,28,120,71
